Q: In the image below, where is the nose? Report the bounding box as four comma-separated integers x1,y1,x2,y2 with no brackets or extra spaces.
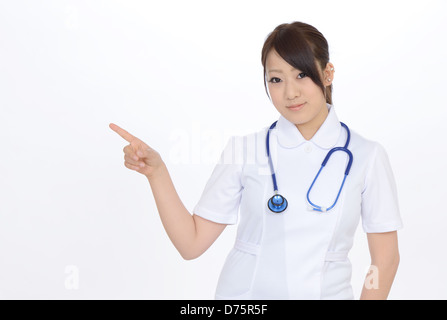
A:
285,81,300,100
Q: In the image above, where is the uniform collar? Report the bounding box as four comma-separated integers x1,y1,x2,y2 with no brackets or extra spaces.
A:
276,104,342,150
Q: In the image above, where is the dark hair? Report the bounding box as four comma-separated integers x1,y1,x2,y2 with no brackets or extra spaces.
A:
261,22,332,104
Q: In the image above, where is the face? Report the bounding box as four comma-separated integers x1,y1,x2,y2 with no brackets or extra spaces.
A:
265,50,334,139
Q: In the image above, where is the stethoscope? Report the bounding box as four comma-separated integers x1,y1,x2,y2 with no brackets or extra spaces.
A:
266,121,354,213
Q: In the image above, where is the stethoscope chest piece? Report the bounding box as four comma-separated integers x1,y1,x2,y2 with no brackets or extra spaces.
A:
268,194,288,213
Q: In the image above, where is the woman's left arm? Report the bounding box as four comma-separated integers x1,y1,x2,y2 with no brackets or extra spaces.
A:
360,231,400,300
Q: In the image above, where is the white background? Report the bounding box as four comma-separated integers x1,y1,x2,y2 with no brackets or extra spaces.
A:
1,0,446,299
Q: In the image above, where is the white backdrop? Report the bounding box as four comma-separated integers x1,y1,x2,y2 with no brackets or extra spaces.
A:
1,0,446,300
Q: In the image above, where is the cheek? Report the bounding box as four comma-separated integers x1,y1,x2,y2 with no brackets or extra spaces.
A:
305,81,325,100
268,85,283,105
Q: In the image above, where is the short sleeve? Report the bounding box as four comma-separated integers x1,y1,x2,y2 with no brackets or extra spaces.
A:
193,137,244,225
361,143,403,233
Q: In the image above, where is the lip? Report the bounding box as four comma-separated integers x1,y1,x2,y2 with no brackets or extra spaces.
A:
287,103,306,111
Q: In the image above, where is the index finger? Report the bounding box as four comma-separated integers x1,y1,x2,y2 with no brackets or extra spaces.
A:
109,123,136,142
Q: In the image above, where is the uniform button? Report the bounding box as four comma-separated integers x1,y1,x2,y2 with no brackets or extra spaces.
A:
304,143,312,153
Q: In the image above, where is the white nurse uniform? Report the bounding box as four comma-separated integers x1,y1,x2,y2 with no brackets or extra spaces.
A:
193,104,403,300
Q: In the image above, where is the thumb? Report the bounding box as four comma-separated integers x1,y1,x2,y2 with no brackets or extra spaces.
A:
129,140,146,157
137,144,152,158
136,145,145,157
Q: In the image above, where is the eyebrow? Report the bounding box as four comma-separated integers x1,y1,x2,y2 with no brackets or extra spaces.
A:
267,67,300,73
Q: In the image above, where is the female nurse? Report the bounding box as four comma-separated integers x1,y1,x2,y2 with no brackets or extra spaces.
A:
110,21,402,300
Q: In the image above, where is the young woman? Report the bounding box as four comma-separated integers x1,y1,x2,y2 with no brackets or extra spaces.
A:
110,22,402,300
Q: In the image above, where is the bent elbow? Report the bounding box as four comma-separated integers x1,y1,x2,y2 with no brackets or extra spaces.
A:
179,249,204,261
180,253,197,261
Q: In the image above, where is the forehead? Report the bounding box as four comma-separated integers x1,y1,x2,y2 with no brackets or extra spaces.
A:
266,50,298,73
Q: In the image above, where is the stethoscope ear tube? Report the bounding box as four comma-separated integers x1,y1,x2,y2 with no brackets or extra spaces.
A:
321,147,353,175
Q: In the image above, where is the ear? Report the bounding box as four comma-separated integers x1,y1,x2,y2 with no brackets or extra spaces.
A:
323,62,335,86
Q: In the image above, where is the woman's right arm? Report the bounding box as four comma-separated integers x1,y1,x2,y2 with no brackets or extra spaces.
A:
109,123,226,260
147,162,227,259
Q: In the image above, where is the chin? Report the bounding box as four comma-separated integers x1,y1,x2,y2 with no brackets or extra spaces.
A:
281,111,309,126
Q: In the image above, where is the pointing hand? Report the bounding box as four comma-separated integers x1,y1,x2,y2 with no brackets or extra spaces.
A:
109,123,164,178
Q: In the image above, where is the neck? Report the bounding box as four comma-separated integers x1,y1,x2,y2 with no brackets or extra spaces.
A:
296,105,329,140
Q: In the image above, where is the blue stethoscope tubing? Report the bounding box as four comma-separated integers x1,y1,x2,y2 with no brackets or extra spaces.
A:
266,121,354,213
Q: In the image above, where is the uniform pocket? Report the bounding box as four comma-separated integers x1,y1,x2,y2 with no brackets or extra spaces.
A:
215,242,259,299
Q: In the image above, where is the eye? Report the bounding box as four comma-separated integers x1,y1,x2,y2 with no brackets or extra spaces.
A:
268,77,282,84
297,72,307,79
269,77,281,83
